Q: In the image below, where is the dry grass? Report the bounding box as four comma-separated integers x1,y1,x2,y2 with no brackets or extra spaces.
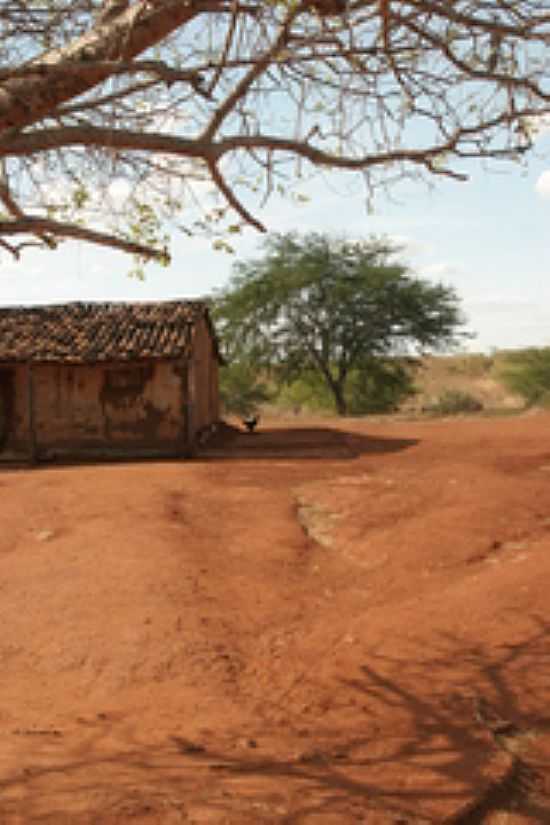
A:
404,352,524,414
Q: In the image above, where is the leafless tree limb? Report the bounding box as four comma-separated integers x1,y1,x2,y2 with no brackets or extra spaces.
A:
0,0,548,260
0,215,168,259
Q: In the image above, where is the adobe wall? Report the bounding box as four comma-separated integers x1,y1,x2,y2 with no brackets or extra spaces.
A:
187,316,220,440
0,320,221,462
0,359,187,461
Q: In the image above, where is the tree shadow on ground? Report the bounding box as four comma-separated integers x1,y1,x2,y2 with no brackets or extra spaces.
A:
2,617,549,823
200,424,419,461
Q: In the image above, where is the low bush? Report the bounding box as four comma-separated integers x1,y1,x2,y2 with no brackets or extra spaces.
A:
219,362,272,417
275,371,335,414
273,359,418,415
424,389,483,416
345,359,418,415
499,348,550,407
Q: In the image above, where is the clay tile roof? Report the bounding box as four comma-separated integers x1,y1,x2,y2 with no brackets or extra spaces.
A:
0,300,212,364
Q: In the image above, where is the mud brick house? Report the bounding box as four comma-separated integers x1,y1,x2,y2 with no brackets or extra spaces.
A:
0,300,222,462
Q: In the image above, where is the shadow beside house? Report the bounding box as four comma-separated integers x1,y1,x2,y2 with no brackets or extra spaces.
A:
199,423,419,461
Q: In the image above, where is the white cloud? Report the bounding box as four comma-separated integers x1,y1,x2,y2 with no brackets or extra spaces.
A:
535,170,550,199
465,297,537,312
535,169,550,198
422,262,457,279
461,298,550,352
44,178,70,205
108,178,132,206
387,234,433,258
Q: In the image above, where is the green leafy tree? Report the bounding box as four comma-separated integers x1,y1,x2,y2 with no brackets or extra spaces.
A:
214,233,466,416
0,3,548,262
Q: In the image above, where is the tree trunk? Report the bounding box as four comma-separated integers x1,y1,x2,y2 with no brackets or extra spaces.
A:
327,378,347,416
307,347,348,416
333,384,348,416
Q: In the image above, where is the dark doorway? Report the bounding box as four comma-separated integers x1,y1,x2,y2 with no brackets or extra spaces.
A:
0,368,15,450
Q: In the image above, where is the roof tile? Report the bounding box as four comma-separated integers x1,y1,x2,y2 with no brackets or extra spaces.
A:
0,300,208,363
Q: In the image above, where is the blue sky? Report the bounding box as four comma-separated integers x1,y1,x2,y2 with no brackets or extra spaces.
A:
1,134,549,353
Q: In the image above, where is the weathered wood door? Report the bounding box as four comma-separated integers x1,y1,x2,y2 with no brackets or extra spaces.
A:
0,368,15,450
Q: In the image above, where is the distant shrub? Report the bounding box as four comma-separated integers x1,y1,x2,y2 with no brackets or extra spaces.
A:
424,389,483,416
499,348,550,407
274,359,418,416
275,371,335,413
219,362,272,417
345,358,418,415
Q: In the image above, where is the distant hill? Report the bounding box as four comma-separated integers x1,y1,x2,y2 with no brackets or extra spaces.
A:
406,352,524,415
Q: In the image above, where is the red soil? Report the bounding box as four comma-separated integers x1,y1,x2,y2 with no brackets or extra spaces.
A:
1,412,550,823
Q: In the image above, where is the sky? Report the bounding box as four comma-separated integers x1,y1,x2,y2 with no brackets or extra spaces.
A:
1,133,549,354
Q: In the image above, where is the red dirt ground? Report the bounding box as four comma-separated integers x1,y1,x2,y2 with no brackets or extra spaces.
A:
2,412,550,824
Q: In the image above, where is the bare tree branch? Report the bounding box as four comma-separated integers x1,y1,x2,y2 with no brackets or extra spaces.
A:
0,216,168,259
0,58,211,98
0,1,548,260
208,161,266,231
0,0,211,133
0,126,217,161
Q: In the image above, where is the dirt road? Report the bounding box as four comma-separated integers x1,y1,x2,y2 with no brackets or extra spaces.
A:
1,413,550,823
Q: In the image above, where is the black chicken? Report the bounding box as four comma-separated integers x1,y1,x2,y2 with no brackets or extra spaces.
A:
243,415,258,433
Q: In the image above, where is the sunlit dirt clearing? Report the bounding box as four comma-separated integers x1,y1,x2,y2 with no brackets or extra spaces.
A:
1,413,550,823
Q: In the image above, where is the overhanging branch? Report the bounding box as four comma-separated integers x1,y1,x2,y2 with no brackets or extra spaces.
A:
0,59,212,99
0,216,168,260
0,0,211,133
208,162,266,232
